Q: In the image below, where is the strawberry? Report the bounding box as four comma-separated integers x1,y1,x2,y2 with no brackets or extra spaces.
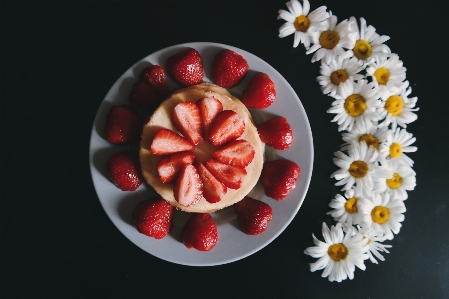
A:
172,101,202,145
103,104,143,145
205,159,246,190
173,164,203,207
128,81,161,111
182,213,218,251
106,151,143,191
166,48,204,86
212,49,249,88
196,161,227,203
132,198,173,239
196,96,223,140
257,117,294,150
150,129,196,155
208,110,245,146
241,73,276,109
212,139,255,168
139,65,169,98
261,159,300,200
156,151,196,184
234,196,273,235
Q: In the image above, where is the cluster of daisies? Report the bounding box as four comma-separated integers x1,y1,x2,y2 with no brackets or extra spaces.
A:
277,0,419,282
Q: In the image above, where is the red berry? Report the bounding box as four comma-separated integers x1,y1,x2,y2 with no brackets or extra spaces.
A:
128,81,161,111
212,49,249,88
156,151,196,184
234,196,273,235
103,105,143,145
182,213,218,251
257,117,294,150
172,101,203,145
167,48,204,86
196,161,227,203
241,73,276,109
208,110,245,146
106,151,143,191
196,96,223,140
212,139,255,168
261,159,300,200
173,164,203,207
150,129,196,156
139,65,169,98
132,198,173,239
205,159,246,190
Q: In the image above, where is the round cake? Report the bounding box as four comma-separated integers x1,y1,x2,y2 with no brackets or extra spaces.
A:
140,82,265,213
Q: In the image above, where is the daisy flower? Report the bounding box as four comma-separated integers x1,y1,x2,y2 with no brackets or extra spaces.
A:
358,192,406,240
379,127,417,167
277,0,329,49
366,54,407,97
306,12,356,64
316,56,365,97
327,79,382,132
374,159,416,200
327,185,365,227
304,222,369,282
377,81,419,130
350,225,392,264
340,17,391,66
331,141,392,195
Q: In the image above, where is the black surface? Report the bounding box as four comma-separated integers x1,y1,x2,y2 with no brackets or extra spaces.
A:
1,1,448,298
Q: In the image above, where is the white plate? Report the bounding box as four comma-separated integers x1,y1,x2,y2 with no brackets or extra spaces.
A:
89,42,314,266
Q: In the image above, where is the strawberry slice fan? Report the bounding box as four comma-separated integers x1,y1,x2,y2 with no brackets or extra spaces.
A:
90,41,313,266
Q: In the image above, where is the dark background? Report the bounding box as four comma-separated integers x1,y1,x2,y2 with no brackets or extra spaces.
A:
1,1,448,298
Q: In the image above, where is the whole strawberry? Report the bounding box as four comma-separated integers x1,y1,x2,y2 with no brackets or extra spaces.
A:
103,104,143,145
139,65,169,99
234,196,273,235
167,48,204,86
212,49,249,88
128,81,161,111
257,117,294,150
106,151,143,191
182,213,218,251
261,159,300,200
241,73,276,109
132,198,173,239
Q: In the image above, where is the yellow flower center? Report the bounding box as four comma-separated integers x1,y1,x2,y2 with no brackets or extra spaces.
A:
349,160,368,178
386,173,403,189
344,94,367,116
328,244,348,261
385,95,404,116
353,39,373,60
330,69,349,85
374,67,390,85
294,15,310,32
319,30,340,49
371,206,390,224
359,134,379,149
344,197,358,214
389,142,402,158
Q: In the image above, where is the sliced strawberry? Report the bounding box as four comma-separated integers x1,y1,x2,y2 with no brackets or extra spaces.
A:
234,196,273,235
205,159,246,190
150,129,195,155
103,104,143,145
261,159,300,200
128,81,162,111
173,164,203,207
172,101,202,145
133,198,173,239
106,151,143,191
212,49,249,88
182,213,218,251
257,117,294,150
208,110,245,146
196,161,227,203
212,139,255,168
139,65,169,99
166,48,204,86
196,97,223,140
241,73,276,109
156,151,196,184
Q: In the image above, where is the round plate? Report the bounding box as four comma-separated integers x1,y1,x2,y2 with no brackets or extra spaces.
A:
89,42,313,266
